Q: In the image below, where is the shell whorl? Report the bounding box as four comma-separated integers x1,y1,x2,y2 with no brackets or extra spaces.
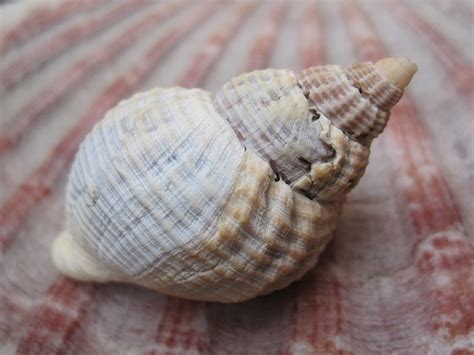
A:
214,69,335,186
298,60,411,143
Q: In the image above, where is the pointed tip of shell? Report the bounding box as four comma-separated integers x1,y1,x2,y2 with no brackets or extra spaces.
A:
375,57,418,90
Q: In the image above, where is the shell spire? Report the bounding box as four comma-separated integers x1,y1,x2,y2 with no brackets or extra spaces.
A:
298,57,417,143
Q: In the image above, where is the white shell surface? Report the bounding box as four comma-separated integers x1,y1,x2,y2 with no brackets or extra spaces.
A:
67,87,243,279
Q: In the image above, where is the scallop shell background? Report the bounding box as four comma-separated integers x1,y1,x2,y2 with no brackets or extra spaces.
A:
0,0,473,354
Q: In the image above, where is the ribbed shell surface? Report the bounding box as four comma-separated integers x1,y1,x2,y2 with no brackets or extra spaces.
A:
214,69,334,186
214,68,370,202
140,152,340,302
66,86,341,302
299,61,403,141
67,88,243,280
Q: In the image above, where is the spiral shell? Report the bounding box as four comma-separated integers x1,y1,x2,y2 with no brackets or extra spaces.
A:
52,58,417,302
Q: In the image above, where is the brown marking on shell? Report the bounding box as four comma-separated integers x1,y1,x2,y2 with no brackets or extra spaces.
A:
346,61,403,111
298,61,404,142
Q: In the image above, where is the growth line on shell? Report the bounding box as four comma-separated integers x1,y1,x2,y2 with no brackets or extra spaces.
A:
0,0,190,153
0,0,150,92
387,0,474,103
341,0,466,239
10,3,242,353
0,0,99,54
245,0,289,71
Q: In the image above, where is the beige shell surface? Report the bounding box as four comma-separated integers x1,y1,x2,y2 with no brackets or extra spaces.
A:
52,59,416,302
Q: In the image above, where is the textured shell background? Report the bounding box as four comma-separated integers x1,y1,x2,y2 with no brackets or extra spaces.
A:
0,0,473,354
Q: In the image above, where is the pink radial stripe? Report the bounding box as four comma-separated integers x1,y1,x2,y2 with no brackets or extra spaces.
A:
0,0,189,153
0,1,221,251
286,267,344,354
388,0,473,103
0,0,99,54
151,299,209,354
299,1,325,69
1,289,29,342
338,2,380,63
176,0,259,88
389,101,464,238
11,2,222,353
429,0,474,24
15,279,96,355
245,0,289,71
443,0,474,23
0,0,150,92
245,0,289,72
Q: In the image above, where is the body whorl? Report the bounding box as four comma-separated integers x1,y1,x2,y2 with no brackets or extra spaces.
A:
55,86,340,302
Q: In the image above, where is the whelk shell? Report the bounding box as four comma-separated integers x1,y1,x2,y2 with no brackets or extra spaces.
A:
52,57,417,302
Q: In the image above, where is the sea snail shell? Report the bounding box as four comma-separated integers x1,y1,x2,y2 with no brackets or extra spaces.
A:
52,58,417,302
